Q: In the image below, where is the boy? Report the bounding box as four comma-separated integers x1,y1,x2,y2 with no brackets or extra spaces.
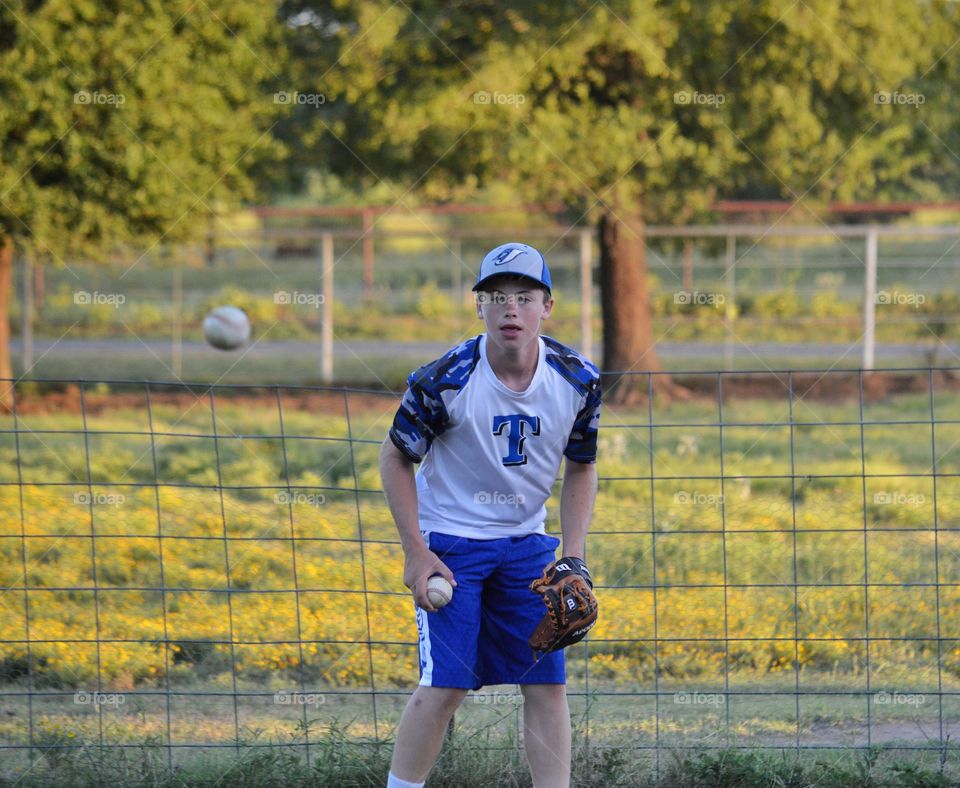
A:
380,242,602,788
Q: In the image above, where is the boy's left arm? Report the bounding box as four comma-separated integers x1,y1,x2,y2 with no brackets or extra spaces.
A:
559,459,598,559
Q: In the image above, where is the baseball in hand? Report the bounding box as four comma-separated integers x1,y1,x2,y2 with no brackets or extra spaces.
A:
426,575,453,609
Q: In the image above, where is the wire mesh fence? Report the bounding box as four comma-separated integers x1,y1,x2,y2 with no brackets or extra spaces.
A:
0,369,958,776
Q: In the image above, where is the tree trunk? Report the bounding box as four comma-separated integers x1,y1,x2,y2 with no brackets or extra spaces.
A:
598,206,686,406
0,236,13,411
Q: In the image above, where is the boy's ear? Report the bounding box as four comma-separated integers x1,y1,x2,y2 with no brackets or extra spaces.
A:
542,294,554,318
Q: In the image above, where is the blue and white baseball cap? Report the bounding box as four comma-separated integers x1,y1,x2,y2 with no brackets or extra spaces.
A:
472,242,552,294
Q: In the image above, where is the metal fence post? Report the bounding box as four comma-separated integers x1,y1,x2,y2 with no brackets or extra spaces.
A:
322,233,334,383
579,228,593,357
863,228,878,370
724,234,736,371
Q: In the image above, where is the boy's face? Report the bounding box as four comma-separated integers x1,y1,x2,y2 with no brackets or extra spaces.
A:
475,277,553,351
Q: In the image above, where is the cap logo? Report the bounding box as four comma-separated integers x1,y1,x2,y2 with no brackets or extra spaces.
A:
493,247,526,266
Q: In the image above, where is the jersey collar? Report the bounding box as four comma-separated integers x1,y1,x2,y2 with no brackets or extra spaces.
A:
478,334,546,396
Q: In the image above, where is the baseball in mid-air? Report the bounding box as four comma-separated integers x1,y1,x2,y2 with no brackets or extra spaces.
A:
203,306,251,350
426,575,453,609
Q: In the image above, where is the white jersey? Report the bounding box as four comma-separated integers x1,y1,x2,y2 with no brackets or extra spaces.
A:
389,334,601,539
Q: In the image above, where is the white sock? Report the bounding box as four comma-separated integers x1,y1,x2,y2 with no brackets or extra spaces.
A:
386,772,425,788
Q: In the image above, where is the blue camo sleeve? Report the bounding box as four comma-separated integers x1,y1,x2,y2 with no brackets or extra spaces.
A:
564,380,602,463
388,369,448,463
387,338,480,462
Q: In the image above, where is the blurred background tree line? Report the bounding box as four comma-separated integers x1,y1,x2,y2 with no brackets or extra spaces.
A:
2,0,960,405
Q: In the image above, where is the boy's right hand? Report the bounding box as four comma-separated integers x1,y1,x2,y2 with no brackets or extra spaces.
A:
403,547,457,612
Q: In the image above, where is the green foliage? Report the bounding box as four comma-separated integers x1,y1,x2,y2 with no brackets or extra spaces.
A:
415,281,456,321
751,291,804,320
0,0,284,258
666,748,956,788
2,737,956,786
286,1,960,218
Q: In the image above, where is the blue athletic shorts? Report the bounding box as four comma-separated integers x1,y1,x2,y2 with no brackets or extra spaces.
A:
416,530,566,689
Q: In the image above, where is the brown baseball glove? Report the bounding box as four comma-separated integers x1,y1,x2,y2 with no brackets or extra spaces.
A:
528,556,598,657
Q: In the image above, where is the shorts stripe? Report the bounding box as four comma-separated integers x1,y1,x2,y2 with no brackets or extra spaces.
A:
417,605,434,686
417,531,434,686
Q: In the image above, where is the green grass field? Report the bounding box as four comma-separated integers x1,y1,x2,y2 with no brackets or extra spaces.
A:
1,380,959,783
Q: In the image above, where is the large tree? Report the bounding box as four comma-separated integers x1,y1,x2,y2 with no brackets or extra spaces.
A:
283,0,957,402
0,0,284,406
